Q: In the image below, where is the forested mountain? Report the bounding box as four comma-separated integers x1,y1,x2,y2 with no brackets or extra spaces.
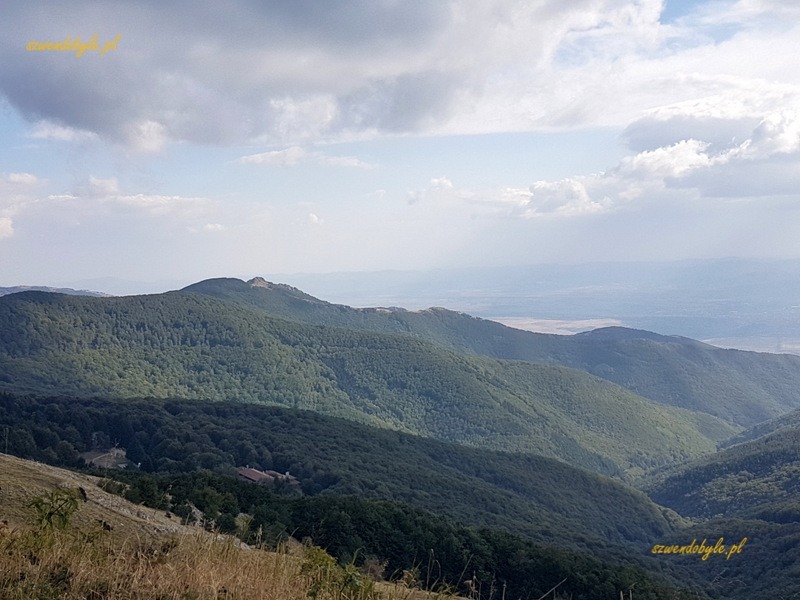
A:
719,405,800,448
0,453,694,600
184,277,800,427
0,289,737,476
3,280,800,598
645,420,800,521
0,394,680,552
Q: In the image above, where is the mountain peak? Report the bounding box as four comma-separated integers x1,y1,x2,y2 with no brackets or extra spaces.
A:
248,277,270,288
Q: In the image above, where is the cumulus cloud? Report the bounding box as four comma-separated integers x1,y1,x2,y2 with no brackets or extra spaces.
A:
617,139,712,179
521,179,607,218
4,0,799,150
0,171,43,238
519,103,800,210
413,98,800,219
7,172,39,185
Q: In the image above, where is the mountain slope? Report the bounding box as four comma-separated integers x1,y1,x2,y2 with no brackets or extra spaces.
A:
0,289,735,476
645,421,800,521
183,277,800,427
0,394,680,550
0,453,693,600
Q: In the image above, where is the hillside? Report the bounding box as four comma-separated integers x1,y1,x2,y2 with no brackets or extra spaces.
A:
0,453,431,600
0,290,736,476
0,453,694,600
719,405,800,448
644,422,800,521
648,517,800,599
0,394,683,551
184,277,800,427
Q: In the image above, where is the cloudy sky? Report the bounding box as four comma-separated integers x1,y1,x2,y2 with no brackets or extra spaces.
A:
2,0,800,290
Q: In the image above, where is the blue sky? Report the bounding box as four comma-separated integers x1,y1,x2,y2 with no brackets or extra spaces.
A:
2,0,800,290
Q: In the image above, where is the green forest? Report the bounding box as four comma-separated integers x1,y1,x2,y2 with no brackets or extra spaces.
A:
0,289,745,477
2,281,800,598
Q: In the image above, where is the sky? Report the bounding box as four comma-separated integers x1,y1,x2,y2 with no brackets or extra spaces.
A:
2,0,800,291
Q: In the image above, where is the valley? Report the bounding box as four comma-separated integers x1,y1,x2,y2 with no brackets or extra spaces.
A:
1,279,799,598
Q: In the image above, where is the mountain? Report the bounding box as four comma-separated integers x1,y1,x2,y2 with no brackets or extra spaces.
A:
0,453,692,600
0,394,681,551
0,288,737,477
719,405,800,448
0,285,109,297
644,419,800,521
263,258,800,351
183,277,800,427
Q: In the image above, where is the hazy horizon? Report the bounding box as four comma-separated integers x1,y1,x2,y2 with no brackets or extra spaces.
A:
3,256,799,354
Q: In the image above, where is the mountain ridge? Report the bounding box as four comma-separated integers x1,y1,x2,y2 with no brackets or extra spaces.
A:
0,285,740,477
181,276,800,427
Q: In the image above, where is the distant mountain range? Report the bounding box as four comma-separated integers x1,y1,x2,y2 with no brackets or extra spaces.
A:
184,277,800,427
3,276,800,598
0,285,109,297
256,258,800,353
3,277,800,477
31,258,800,353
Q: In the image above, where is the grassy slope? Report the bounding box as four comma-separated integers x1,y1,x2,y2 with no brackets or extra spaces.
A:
0,291,735,476
184,278,800,427
0,454,417,600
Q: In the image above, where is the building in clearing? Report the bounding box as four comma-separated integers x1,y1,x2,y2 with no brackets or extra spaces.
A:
236,466,299,486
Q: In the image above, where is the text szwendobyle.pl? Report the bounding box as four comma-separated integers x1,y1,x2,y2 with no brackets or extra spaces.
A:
26,35,121,57
651,537,747,560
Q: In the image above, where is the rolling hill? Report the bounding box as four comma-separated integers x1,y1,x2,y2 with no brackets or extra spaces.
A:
0,288,737,476
184,277,800,427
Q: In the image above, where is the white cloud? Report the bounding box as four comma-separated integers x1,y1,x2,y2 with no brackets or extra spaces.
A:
45,176,214,219
86,176,121,197
4,0,799,149
125,120,168,153
7,172,39,186
513,103,800,209
238,146,306,166
725,110,800,160
0,172,43,238
430,177,453,190
238,146,376,169
522,179,608,218
618,139,712,179
0,216,13,239
30,121,98,142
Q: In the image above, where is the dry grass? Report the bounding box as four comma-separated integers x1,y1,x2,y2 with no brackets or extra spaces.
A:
0,454,460,600
0,524,307,599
